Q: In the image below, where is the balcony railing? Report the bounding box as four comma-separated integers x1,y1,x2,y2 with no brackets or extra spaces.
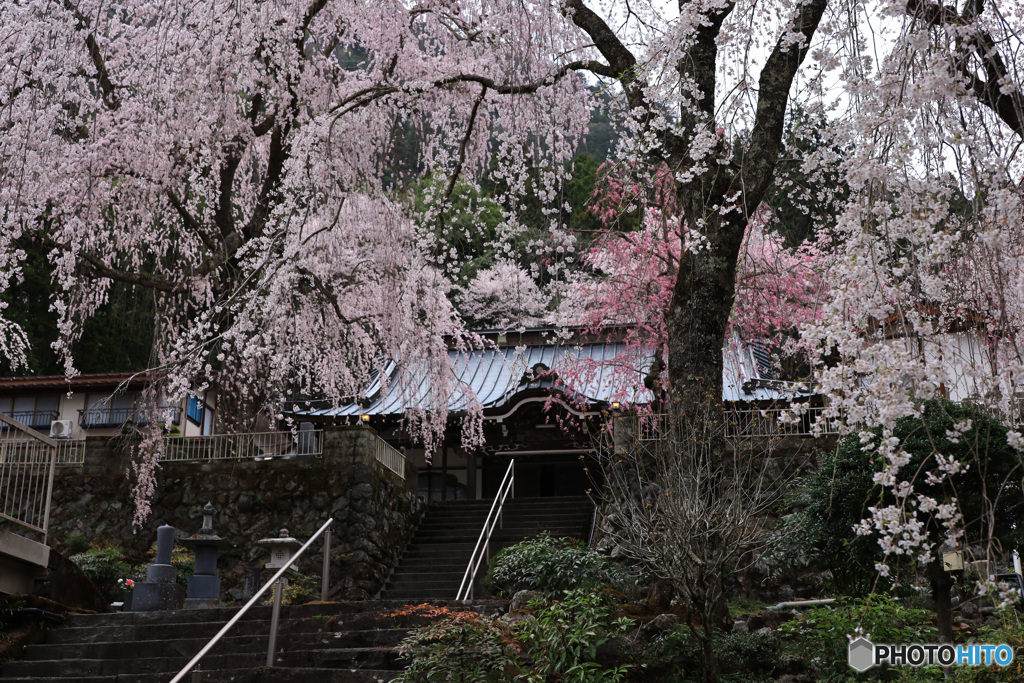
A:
160,430,323,462
79,406,180,429
0,439,86,466
0,411,58,430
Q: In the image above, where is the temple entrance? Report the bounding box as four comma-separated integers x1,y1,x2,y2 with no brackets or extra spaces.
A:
482,452,598,498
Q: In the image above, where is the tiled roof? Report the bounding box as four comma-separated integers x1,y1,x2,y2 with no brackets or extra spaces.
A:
290,333,815,419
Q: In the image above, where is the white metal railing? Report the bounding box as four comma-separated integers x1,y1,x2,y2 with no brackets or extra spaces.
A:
371,435,407,480
632,405,840,442
55,441,85,465
170,518,334,683
2,439,85,466
723,404,841,439
457,459,515,601
160,430,323,462
0,414,58,540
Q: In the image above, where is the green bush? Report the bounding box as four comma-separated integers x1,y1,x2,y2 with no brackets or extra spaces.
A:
515,590,631,682
483,532,639,598
772,401,1024,596
396,590,632,682
395,611,516,682
282,572,320,605
778,595,935,681
132,543,195,590
69,546,133,603
639,624,699,680
717,630,783,681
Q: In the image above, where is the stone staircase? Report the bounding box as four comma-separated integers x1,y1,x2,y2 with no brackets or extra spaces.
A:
0,600,506,682
383,495,594,600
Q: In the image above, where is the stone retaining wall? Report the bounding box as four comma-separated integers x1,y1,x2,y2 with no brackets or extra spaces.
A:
46,427,423,600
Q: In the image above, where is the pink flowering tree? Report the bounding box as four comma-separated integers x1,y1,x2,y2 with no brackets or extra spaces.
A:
457,259,550,330
554,161,828,405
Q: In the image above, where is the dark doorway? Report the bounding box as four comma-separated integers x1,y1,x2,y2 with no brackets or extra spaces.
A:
483,453,599,498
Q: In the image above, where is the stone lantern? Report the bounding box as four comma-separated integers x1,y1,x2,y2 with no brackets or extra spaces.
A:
257,529,302,587
180,502,230,609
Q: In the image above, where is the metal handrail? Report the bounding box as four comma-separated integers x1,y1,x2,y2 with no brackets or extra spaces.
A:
0,412,59,541
456,459,514,601
169,517,334,683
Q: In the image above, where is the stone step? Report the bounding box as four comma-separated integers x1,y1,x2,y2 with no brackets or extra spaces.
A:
3,646,406,678
0,595,508,682
386,578,465,592
24,628,415,661
0,668,399,683
61,600,465,627
389,563,467,576
382,589,462,600
412,525,587,540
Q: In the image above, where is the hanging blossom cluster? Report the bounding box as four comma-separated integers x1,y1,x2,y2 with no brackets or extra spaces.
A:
805,0,1024,579
457,260,551,330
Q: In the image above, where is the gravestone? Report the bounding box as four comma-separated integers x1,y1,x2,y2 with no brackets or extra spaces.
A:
130,524,185,611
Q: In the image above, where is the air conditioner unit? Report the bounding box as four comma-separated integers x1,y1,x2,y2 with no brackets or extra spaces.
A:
49,420,74,439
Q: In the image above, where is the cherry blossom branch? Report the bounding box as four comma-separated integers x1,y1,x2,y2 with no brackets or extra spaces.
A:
737,0,829,202
61,0,120,110
166,190,218,253
53,243,183,293
906,0,1024,136
442,84,488,203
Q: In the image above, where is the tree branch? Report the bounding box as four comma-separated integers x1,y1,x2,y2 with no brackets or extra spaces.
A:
62,0,120,110
166,190,219,253
563,0,646,107
295,266,370,326
738,0,829,203
243,124,291,240
906,0,1024,136
443,84,488,202
42,237,183,293
436,60,615,94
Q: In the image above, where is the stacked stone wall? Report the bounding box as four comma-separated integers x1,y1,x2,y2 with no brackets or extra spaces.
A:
46,427,423,600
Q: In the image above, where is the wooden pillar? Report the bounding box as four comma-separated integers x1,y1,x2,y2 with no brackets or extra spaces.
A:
465,447,477,500
441,440,449,501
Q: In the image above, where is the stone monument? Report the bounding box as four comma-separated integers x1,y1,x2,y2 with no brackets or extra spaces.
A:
130,524,186,611
180,501,229,609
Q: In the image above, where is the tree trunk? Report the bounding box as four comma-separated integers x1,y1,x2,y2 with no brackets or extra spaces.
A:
700,617,719,683
929,556,954,643
665,211,747,419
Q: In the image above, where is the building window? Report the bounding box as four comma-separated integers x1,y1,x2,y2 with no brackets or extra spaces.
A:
80,393,140,428
0,395,60,429
187,397,203,425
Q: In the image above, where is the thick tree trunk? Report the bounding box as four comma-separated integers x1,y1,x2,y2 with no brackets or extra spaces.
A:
665,211,746,416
